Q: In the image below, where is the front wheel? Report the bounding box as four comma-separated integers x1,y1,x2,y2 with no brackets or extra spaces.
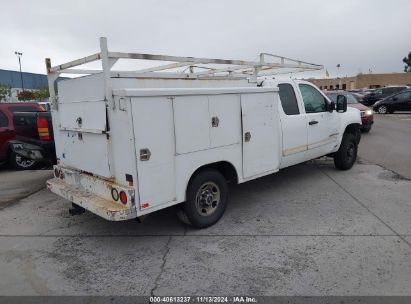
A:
377,105,388,114
334,133,358,170
179,169,228,228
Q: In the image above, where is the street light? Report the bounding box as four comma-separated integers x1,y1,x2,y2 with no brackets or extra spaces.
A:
14,51,24,91
336,64,341,89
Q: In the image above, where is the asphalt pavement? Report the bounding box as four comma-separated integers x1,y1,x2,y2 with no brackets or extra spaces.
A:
0,161,410,296
0,169,52,208
0,112,410,296
358,112,411,179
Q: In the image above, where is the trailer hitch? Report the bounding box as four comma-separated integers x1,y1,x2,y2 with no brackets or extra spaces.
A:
69,203,86,216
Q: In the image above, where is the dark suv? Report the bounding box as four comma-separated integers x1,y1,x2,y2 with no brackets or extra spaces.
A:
362,86,408,106
373,89,411,114
0,102,44,169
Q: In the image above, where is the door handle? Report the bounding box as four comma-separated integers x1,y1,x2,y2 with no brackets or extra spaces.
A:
309,120,318,125
244,132,251,142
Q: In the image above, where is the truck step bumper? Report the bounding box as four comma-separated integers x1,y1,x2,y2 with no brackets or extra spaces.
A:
47,178,137,221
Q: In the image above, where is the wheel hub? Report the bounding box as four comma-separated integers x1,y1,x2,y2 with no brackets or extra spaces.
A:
195,182,221,216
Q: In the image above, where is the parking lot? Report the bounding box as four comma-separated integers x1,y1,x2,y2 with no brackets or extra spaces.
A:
0,113,410,296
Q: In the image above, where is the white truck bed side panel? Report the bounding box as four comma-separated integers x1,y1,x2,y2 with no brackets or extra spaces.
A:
131,97,176,210
173,96,210,154
241,92,280,178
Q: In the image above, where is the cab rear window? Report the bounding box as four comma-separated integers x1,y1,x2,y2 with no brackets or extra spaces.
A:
278,83,300,115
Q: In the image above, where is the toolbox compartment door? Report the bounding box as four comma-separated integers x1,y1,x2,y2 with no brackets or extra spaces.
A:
131,97,176,209
241,92,280,179
59,101,107,132
57,100,111,178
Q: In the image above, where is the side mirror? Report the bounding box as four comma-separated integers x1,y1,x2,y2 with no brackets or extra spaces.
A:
393,97,398,101
336,95,347,113
327,101,336,112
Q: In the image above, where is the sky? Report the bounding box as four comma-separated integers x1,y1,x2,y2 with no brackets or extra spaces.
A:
1,0,410,79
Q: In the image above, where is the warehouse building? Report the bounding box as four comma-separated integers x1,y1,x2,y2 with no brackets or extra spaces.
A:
308,72,411,91
0,69,50,102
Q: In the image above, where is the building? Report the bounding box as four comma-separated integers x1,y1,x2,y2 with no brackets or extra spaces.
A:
0,69,65,102
307,72,411,91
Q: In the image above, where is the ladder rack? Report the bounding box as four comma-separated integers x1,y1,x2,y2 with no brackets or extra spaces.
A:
45,37,323,108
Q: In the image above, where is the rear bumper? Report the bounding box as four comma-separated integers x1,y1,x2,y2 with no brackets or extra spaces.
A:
47,178,137,221
46,166,137,221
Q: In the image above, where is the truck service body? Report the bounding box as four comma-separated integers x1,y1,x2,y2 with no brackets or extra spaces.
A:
46,38,361,227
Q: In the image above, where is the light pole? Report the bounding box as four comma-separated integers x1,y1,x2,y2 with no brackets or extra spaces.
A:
336,64,341,89
14,51,24,91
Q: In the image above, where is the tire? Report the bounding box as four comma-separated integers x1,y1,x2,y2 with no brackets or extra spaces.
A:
179,169,228,228
361,126,371,133
377,105,388,114
8,151,37,170
334,133,358,171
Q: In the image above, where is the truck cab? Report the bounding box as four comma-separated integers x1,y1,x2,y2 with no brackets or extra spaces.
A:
263,79,361,168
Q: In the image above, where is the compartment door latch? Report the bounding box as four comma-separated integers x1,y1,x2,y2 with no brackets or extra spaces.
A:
139,148,151,161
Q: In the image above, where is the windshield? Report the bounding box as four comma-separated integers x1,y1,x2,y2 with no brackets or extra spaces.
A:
326,93,358,104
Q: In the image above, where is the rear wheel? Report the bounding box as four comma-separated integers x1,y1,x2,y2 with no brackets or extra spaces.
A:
178,169,228,228
334,133,358,170
377,105,388,114
9,151,37,170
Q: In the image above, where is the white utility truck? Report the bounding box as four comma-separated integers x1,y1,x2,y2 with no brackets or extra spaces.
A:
46,38,361,228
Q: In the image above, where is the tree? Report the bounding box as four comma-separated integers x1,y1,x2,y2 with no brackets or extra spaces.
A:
403,52,411,72
17,90,35,101
0,84,12,102
33,87,50,101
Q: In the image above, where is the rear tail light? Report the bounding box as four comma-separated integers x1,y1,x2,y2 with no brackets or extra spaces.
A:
37,116,51,140
119,191,127,205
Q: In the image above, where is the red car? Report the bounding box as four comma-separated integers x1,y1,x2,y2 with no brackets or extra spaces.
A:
325,91,374,132
0,102,44,169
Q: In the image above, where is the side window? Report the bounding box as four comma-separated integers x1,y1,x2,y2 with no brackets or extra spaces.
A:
396,92,411,101
346,93,358,104
0,111,9,128
278,83,300,115
298,84,328,113
384,88,394,95
374,89,383,95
